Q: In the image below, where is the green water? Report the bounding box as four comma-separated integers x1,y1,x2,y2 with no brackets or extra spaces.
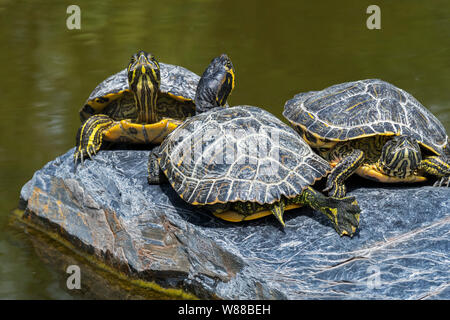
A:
0,0,449,299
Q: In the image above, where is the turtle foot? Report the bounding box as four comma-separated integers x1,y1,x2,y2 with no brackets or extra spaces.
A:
322,196,361,237
433,176,450,187
74,114,113,164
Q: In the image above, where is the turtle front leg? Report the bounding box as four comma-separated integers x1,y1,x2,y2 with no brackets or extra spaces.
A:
147,146,167,184
296,187,361,237
324,149,365,198
420,155,450,187
75,114,114,163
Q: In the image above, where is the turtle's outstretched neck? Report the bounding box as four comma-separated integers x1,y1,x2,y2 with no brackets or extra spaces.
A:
194,54,235,114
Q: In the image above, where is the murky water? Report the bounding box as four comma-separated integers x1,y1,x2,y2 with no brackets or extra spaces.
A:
0,0,449,299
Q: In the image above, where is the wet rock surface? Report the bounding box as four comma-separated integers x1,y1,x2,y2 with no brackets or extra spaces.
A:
19,148,450,299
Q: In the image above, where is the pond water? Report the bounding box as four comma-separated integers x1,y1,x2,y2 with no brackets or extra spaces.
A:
0,0,449,299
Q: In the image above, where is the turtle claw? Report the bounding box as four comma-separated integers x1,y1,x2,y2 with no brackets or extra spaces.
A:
87,148,93,160
433,176,450,187
74,144,99,165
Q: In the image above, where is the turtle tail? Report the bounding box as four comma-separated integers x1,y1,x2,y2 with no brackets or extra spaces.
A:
270,201,286,227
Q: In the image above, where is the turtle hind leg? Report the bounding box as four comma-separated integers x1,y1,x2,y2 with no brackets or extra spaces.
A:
74,114,114,164
224,201,286,227
296,187,361,237
147,146,167,184
324,149,365,198
420,155,450,187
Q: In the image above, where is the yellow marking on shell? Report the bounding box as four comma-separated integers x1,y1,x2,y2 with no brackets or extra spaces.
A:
292,121,399,144
87,90,132,111
345,99,372,112
298,126,337,149
418,142,440,156
212,204,302,222
165,92,192,102
356,164,427,183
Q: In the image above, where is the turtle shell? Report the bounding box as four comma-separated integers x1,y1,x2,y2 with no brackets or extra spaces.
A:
80,62,200,122
283,79,449,155
158,106,331,205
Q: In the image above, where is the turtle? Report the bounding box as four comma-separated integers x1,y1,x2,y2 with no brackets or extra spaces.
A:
148,106,361,237
283,79,450,198
74,51,235,163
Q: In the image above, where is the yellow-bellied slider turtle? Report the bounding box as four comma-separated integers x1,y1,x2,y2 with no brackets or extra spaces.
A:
148,106,361,237
74,51,235,163
283,79,450,198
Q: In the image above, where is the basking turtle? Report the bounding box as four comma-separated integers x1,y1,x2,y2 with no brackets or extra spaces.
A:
148,106,361,237
74,51,235,162
283,79,450,198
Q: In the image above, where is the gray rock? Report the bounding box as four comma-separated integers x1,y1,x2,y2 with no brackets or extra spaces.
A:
19,148,450,299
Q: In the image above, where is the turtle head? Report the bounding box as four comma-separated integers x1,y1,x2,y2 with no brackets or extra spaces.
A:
195,54,235,114
443,141,450,159
378,135,422,178
127,51,161,123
